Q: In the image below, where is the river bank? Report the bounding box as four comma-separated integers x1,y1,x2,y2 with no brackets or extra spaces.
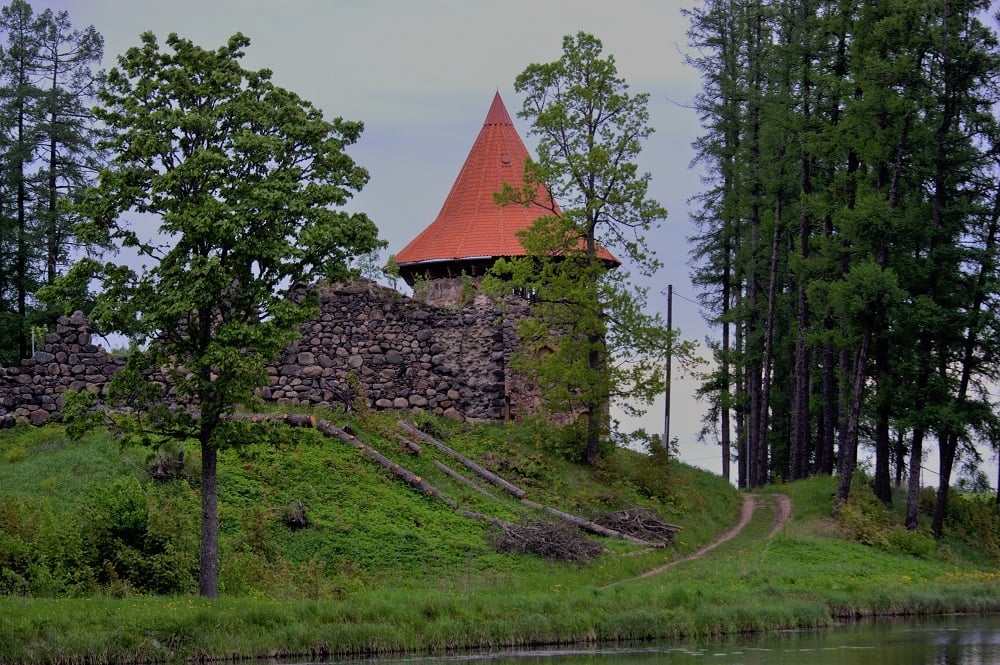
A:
1,421,998,663
3,485,999,664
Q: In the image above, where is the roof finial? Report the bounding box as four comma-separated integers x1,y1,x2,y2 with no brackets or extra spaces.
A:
484,91,513,126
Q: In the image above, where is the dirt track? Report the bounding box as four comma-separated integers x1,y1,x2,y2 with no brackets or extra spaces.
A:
609,493,791,585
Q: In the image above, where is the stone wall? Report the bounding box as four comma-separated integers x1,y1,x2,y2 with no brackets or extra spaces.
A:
0,311,126,425
0,280,533,426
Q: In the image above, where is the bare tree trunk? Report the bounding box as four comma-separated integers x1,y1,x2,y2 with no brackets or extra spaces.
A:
932,434,957,539
817,337,836,475
721,317,731,483
15,84,28,360
199,440,219,598
736,319,748,489
873,334,892,504
756,202,782,486
836,328,871,505
906,427,925,530
46,58,59,284
893,429,907,488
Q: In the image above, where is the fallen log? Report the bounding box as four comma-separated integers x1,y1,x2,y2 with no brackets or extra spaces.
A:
398,421,527,499
457,509,509,527
390,431,422,454
315,419,457,509
433,460,501,502
520,498,663,548
224,413,457,509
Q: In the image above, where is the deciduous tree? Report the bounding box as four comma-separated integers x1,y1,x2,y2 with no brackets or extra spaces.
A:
65,32,383,596
491,32,692,465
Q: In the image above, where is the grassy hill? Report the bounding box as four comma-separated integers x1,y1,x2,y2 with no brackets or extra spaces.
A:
0,410,739,599
2,410,1000,663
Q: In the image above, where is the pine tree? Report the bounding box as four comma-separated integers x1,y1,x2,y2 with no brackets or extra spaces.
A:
0,1,104,363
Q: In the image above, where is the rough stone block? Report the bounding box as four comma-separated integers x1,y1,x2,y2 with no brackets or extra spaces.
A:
301,365,323,378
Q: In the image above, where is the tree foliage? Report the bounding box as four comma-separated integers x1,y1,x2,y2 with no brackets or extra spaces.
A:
64,31,383,595
687,0,1000,532
0,0,103,363
491,32,692,465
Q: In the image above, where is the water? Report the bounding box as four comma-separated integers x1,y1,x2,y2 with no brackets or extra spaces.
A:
304,614,1000,665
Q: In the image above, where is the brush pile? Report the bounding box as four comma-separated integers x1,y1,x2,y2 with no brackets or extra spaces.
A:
489,520,603,562
593,506,681,545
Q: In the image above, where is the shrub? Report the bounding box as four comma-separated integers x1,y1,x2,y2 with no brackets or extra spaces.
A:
81,476,198,594
624,430,676,501
886,527,936,559
147,441,191,481
944,491,1000,559
2,445,27,463
836,493,891,549
0,496,88,596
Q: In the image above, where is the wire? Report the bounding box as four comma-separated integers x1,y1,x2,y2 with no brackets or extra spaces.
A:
659,288,702,307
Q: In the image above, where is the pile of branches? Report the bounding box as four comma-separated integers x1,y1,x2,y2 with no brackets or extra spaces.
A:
593,506,680,545
489,520,603,562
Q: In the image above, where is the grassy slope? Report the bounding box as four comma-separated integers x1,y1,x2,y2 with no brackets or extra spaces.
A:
1,414,999,663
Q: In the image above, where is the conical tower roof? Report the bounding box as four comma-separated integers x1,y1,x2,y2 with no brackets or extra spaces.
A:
393,92,617,284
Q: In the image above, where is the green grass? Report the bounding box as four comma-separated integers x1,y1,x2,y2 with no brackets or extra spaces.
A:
0,426,145,509
1,414,999,662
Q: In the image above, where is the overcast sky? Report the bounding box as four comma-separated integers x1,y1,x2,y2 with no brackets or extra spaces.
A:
38,0,730,476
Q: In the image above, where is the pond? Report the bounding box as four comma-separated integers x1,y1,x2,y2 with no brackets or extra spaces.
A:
304,614,1000,665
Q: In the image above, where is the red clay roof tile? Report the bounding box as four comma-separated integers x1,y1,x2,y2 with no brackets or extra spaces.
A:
393,93,618,272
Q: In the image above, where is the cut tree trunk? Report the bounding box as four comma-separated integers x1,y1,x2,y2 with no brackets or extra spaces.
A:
398,421,527,499
433,460,501,502
520,498,670,547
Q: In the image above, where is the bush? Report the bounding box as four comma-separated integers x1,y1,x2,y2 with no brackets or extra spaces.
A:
0,496,89,596
147,441,192,481
944,491,1000,559
81,476,198,594
886,527,936,559
836,493,891,549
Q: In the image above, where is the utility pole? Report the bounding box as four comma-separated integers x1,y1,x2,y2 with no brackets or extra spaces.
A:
663,284,672,453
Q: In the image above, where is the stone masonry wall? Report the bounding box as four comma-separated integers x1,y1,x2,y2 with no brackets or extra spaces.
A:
0,280,532,426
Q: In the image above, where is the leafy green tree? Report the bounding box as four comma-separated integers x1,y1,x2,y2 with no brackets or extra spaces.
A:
64,32,383,596
491,32,687,465
686,0,1000,516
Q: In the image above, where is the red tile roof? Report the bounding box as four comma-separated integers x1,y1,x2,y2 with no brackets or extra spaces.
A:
393,92,618,274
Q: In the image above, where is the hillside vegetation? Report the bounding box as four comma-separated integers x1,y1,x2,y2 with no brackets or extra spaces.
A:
0,410,738,598
2,410,1000,663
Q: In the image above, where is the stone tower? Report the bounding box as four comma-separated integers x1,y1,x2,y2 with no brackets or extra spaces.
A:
392,92,616,307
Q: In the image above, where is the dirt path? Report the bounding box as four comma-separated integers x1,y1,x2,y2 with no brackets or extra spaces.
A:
769,493,792,537
606,493,791,585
